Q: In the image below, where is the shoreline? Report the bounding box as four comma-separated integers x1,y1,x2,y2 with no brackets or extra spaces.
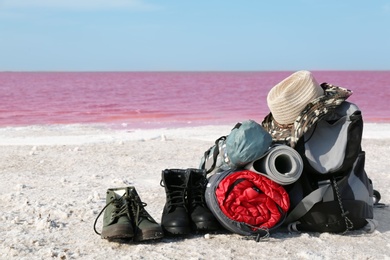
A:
1,122,389,146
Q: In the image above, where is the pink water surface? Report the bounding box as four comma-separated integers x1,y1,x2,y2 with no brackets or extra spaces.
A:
0,71,389,128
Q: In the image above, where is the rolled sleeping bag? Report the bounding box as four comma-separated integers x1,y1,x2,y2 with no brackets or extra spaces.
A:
245,145,303,185
205,169,290,236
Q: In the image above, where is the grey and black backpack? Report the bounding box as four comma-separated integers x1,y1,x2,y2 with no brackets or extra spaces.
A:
285,101,381,233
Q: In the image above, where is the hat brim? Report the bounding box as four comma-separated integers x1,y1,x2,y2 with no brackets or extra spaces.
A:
262,83,353,147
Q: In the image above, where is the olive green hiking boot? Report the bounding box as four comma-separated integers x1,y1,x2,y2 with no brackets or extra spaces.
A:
94,187,134,240
128,187,164,241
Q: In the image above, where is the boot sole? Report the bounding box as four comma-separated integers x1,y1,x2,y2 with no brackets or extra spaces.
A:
163,226,191,235
193,221,220,231
101,224,134,240
134,228,164,242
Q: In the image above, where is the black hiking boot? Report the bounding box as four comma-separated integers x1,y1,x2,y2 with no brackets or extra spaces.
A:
94,187,134,240
160,169,191,235
128,187,164,241
187,168,220,231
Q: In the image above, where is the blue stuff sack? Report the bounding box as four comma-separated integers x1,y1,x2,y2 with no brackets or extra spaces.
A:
199,120,272,175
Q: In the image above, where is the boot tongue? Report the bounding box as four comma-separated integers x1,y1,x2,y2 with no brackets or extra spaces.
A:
175,171,187,183
166,172,187,190
114,189,127,197
167,175,187,209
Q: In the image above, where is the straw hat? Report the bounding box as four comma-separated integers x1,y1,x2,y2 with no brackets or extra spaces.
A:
267,70,324,125
262,82,353,148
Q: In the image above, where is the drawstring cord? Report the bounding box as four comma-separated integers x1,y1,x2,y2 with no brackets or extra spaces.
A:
331,177,353,233
242,224,270,242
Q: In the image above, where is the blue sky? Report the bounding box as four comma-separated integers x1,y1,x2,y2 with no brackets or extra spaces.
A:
0,0,389,71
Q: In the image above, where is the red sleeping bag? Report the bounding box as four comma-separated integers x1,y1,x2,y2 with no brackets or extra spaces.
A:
215,170,290,230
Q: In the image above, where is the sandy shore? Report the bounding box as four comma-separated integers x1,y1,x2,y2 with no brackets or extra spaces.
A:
1,123,389,259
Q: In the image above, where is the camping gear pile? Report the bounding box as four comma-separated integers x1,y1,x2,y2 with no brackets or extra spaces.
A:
94,70,383,242
201,70,381,239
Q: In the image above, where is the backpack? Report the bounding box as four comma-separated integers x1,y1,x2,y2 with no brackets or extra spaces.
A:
285,101,378,233
199,120,272,175
296,101,363,178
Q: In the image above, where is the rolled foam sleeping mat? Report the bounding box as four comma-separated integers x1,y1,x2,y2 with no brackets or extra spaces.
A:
245,145,303,185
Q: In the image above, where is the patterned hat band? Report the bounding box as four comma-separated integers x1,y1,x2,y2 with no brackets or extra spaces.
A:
262,83,353,148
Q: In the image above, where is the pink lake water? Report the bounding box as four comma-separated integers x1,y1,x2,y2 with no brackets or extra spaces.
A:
0,71,389,129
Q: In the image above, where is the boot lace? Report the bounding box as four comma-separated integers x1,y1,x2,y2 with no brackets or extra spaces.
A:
93,193,130,236
189,179,207,208
129,192,155,226
160,180,187,210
